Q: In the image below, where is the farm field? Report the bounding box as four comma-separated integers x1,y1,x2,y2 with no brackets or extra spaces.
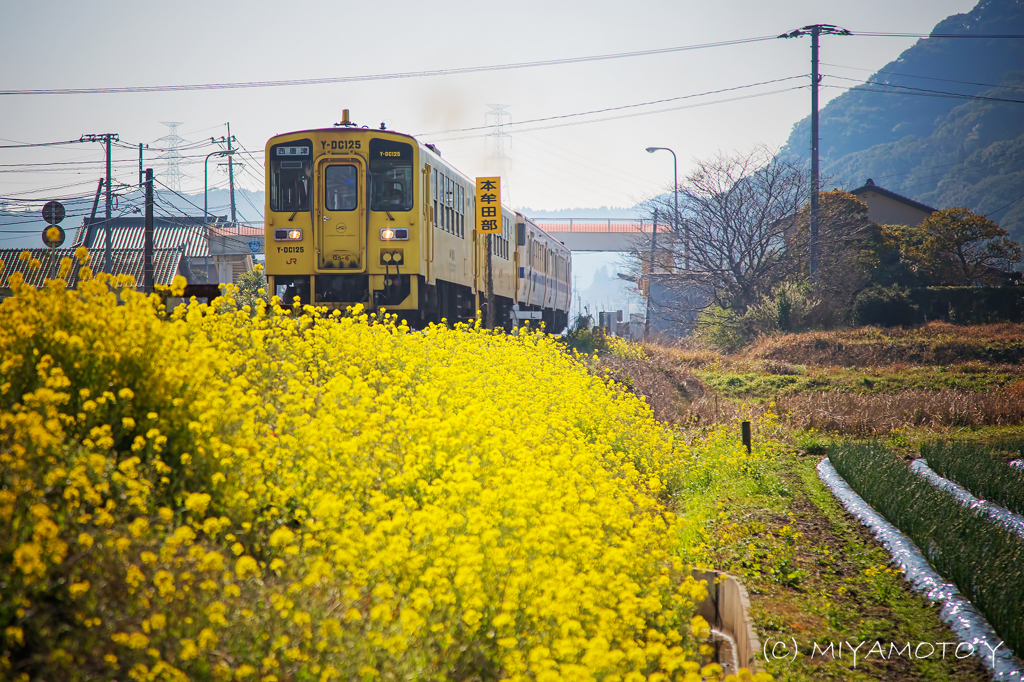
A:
596,324,1024,680
2,253,1023,681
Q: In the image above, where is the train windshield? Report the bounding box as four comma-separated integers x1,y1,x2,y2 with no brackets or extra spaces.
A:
324,165,358,211
369,139,413,212
269,140,312,212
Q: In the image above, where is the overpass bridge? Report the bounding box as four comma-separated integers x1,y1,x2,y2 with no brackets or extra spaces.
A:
532,218,667,252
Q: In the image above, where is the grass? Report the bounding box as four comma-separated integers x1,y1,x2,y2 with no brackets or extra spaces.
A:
748,322,1024,367
698,364,1024,401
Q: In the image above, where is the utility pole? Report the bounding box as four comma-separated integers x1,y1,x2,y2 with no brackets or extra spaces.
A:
779,24,849,285
87,178,104,245
144,168,154,294
226,123,237,224
644,209,659,341
81,133,120,273
138,143,144,186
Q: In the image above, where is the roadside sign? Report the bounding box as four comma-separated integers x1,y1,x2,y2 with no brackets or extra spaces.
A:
248,240,262,254
42,225,66,248
42,200,65,225
475,177,501,234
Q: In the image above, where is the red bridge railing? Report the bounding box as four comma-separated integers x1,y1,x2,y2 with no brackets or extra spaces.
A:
533,219,668,233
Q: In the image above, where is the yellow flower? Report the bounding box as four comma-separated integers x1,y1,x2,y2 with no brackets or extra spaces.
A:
185,492,211,515
235,555,258,579
268,527,294,547
198,628,218,650
179,638,198,661
128,517,149,537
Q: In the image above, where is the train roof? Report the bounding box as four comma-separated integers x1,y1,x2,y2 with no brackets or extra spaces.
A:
267,126,569,253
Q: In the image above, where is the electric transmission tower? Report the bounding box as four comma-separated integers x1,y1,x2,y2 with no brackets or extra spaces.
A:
155,121,186,191
485,104,512,203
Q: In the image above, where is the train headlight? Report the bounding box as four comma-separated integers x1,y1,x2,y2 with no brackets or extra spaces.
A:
380,228,409,241
274,228,303,241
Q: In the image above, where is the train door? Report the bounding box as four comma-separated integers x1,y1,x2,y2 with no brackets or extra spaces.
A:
317,156,366,271
526,234,534,305
544,246,551,308
424,165,434,283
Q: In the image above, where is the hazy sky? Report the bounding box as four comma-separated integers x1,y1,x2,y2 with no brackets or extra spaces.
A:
1,0,978,214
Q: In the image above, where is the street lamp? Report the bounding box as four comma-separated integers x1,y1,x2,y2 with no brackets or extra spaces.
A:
646,146,684,268
204,149,236,283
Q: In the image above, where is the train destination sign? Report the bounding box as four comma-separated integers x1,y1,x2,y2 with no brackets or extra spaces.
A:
475,177,501,234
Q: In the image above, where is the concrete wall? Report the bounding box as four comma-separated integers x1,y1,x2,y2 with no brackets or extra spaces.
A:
691,568,762,673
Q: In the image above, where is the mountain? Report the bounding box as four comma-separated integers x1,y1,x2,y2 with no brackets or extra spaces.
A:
781,0,1024,240
515,206,641,219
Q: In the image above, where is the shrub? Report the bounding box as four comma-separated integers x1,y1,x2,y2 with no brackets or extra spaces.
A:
852,285,918,327
698,283,826,352
0,261,730,681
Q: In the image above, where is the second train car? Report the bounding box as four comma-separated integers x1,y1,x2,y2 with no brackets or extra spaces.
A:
263,111,571,332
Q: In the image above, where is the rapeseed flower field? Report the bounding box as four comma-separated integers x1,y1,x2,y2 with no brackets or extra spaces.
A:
0,254,772,682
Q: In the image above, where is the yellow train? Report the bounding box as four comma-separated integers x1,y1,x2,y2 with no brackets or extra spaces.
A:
263,112,571,332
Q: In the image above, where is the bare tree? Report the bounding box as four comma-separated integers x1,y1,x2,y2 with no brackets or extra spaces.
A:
634,146,809,325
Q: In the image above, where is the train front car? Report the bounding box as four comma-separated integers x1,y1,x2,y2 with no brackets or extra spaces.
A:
264,123,426,319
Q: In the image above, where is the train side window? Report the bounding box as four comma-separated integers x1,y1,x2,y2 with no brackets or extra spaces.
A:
324,165,358,211
457,185,463,238
446,177,453,234
438,174,444,232
369,138,413,212
431,168,438,228
269,140,312,212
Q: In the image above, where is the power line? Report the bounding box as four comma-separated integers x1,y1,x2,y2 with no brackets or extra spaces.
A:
429,86,807,141
418,75,806,137
824,74,1024,104
850,31,1024,39
0,35,779,96
987,193,1024,218
820,62,1024,91
0,139,88,149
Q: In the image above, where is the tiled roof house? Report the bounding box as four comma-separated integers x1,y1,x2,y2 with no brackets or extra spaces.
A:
850,178,937,228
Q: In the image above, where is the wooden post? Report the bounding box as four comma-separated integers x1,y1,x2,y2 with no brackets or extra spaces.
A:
486,233,495,328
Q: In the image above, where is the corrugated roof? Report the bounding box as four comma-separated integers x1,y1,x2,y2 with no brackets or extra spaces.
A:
74,217,213,258
0,247,184,289
0,248,81,289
